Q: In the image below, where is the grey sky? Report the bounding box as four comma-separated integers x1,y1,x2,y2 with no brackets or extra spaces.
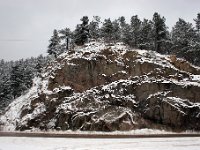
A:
0,0,199,61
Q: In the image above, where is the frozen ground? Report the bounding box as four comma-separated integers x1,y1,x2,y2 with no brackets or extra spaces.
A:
0,137,200,150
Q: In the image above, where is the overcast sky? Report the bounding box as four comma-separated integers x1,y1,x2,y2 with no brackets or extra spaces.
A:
0,0,200,61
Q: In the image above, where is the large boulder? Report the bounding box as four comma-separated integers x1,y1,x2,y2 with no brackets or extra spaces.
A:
1,42,200,132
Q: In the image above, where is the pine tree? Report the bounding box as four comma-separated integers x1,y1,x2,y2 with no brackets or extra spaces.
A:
112,19,121,42
118,16,132,46
0,75,12,113
139,19,153,50
74,16,90,46
118,16,126,41
193,13,200,59
101,18,114,42
23,62,34,89
0,57,44,113
171,18,196,54
118,16,126,30
193,19,200,65
0,60,11,104
10,60,34,99
152,12,168,53
89,16,101,40
171,18,199,64
59,28,71,51
130,15,141,48
35,54,47,74
47,29,61,58
194,13,200,34
10,64,24,99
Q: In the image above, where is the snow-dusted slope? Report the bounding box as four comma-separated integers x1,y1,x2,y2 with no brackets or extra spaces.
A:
1,42,200,132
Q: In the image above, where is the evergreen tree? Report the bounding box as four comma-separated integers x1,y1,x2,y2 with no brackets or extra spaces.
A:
139,19,153,50
23,62,34,89
101,18,114,42
171,18,196,54
0,56,47,113
59,28,71,51
74,16,90,46
10,64,24,99
152,12,168,53
118,16,132,45
130,15,142,48
35,54,47,74
0,60,12,113
118,16,127,41
112,19,121,42
194,13,200,34
10,60,34,99
0,75,12,113
118,16,126,30
171,18,199,64
47,29,61,58
193,13,200,59
89,16,101,40
122,25,132,46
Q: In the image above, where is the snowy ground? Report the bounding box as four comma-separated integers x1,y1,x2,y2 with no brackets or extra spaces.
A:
0,137,200,150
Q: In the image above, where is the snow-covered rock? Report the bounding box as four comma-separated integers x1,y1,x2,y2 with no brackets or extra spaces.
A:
1,42,200,132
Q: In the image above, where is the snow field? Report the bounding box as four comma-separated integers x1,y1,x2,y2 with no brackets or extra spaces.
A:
0,137,200,150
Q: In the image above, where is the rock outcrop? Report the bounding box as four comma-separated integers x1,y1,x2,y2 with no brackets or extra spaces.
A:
1,42,200,132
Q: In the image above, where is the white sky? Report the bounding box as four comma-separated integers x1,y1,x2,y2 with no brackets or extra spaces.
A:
0,0,200,61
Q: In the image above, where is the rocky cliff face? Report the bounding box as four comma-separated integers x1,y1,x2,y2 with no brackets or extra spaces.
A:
1,42,200,132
